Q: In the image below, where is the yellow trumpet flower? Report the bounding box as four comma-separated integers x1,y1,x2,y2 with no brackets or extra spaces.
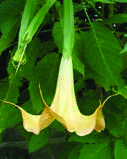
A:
48,55,105,136
2,55,107,136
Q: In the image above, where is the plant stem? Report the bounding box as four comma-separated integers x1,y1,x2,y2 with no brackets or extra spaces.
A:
63,0,74,58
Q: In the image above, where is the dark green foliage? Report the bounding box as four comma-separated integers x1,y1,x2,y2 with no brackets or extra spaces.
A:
0,0,127,158
114,139,127,159
28,128,50,153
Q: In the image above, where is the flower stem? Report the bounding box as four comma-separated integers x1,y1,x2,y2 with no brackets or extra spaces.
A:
63,0,74,58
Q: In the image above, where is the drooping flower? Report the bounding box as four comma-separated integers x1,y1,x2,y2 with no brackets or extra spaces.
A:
46,55,105,136
0,100,55,135
2,54,108,136
1,0,111,136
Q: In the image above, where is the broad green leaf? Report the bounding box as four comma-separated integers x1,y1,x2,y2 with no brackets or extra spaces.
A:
52,22,63,53
17,123,32,144
77,89,100,115
0,56,23,133
0,18,19,56
19,100,36,117
29,80,44,114
85,63,125,90
103,95,127,137
75,77,85,92
28,128,50,153
73,3,83,12
72,54,85,77
0,84,20,133
37,40,56,58
85,22,122,88
0,78,9,99
32,53,59,104
85,65,112,90
69,131,108,144
51,120,65,132
0,3,21,56
91,0,126,2
122,118,127,147
118,86,127,99
115,139,127,159
57,142,81,159
0,0,24,55
103,111,122,137
1,18,18,35
18,38,42,80
69,144,83,159
91,0,114,3
79,139,111,159
0,0,25,25
105,14,127,25
116,0,127,2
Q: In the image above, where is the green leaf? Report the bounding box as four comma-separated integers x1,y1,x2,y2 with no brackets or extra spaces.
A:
105,14,127,25
13,0,56,65
52,22,63,53
104,110,122,137
0,0,24,54
0,78,9,99
85,22,122,88
73,3,83,12
69,132,109,144
91,0,126,3
37,40,56,58
91,0,112,3
79,139,111,159
85,66,111,90
0,55,23,133
0,0,25,25
116,0,127,2
28,128,50,153
122,118,127,147
1,18,17,35
103,95,127,137
118,86,127,99
32,53,59,104
51,120,65,132
0,84,21,133
77,89,100,115
29,80,44,114
0,0,24,56
19,38,42,80
24,0,56,43
0,18,19,56
13,0,37,63
72,54,85,77
75,77,85,92
18,0,37,45
115,139,127,159
69,144,83,159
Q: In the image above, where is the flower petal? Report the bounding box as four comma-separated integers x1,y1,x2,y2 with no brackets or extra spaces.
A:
18,106,55,135
0,100,55,135
95,105,105,132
